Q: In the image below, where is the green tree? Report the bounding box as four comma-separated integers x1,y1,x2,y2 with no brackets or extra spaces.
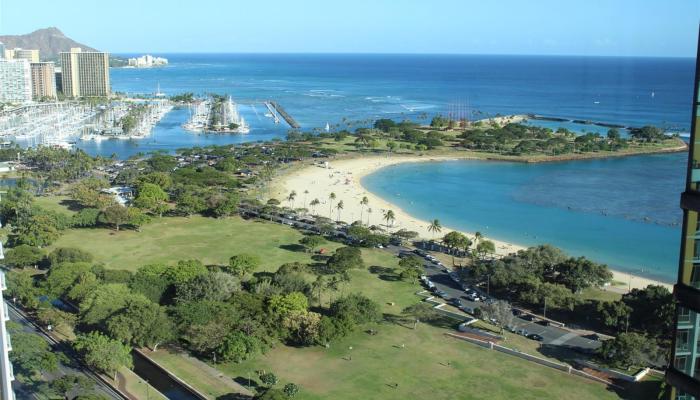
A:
328,192,336,218
622,285,675,338
326,247,364,273
555,257,612,293
101,205,130,231
71,177,111,209
7,269,38,308
398,256,423,283
402,302,438,329
176,271,240,302
227,254,261,278
442,231,471,265
163,259,208,285
284,383,300,397
74,331,133,380
597,300,633,332
208,191,240,218
105,298,174,350
13,214,60,247
382,209,396,228
134,182,169,216
283,311,322,346
597,332,660,368
268,292,309,317
260,372,278,387
8,327,59,377
5,244,44,268
475,240,496,260
335,200,344,222
427,219,442,239
47,247,93,267
299,235,325,253
215,331,264,363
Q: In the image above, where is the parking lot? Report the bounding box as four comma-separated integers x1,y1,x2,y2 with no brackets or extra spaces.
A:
390,245,602,354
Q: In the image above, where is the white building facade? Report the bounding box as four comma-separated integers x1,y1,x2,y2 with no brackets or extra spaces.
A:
0,59,32,103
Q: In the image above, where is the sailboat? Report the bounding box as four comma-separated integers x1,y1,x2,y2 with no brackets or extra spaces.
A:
325,122,330,132
155,83,165,98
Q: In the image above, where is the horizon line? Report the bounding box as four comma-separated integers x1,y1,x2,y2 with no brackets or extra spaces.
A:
108,51,696,59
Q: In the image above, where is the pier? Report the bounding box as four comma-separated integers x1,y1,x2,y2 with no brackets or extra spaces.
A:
263,101,280,124
268,101,300,129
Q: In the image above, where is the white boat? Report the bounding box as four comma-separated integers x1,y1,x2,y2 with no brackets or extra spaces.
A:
325,123,330,132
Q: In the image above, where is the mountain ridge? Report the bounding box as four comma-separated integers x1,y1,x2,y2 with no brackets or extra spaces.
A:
0,27,99,60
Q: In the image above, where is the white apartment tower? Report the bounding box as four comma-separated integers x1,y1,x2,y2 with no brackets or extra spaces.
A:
0,59,32,103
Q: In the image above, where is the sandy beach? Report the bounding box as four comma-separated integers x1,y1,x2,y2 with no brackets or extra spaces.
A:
271,155,672,292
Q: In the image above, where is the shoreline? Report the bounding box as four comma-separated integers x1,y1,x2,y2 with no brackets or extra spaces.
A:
271,154,673,292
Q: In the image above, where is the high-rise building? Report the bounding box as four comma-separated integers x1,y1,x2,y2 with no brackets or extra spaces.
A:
4,48,39,63
60,48,110,98
30,62,56,99
0,253,15,400
0,59,32,103
666,35,700,400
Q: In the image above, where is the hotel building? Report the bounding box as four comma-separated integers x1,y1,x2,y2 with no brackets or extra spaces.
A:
667,36,700,399
60,48,110,97
4,48,39,63
0,59,32,103
30,62,57,99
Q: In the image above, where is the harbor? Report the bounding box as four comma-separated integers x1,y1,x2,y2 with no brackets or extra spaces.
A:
182,95,249,133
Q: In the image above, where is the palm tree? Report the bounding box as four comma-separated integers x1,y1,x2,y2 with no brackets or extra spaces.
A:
383,209,396,228
312,275,326,306
474,231,483,246
336,200,344,222
428,219,442,240
310,198,320,215
366,207,372,226
328,192,336,218
302,189,309,209
360,196,369,223
287,190,297,209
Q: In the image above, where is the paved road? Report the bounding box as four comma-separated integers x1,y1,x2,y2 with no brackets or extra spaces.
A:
383,245,602,353
8,303,123,399
241,208,602,354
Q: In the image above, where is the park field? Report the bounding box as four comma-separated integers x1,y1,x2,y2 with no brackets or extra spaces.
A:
48,215,342,271
41,199,653,399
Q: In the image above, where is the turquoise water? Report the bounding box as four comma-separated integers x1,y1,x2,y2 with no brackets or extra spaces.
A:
362,154,686,282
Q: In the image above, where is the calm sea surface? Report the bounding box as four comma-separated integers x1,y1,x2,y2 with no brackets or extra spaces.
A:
93,54,694,280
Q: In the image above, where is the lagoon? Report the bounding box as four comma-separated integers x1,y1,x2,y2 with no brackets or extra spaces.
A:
362,154,686,282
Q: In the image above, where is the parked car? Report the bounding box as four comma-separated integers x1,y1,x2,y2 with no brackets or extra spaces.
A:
521,314,537,322
527,333,544,342
435,290,448,298
536,320,551,327
450,298,463,307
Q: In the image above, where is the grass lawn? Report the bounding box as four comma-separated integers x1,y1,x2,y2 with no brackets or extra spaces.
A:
146,348,252,399
40,201,656,399
49,215,342,271
215,250,630,400
35,195,77,216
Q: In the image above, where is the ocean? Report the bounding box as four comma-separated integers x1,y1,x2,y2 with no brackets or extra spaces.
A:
96,53,694,280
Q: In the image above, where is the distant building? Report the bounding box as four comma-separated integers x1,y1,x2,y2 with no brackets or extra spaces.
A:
0,43,5,60
55,68,63,94
30,62,56,99
60,48,110,98
102,186,134,205
127,54,168,68
4,48,39,63
0,59,32,103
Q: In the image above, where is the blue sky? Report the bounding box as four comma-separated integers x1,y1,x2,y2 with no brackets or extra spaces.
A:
1,0,698,56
